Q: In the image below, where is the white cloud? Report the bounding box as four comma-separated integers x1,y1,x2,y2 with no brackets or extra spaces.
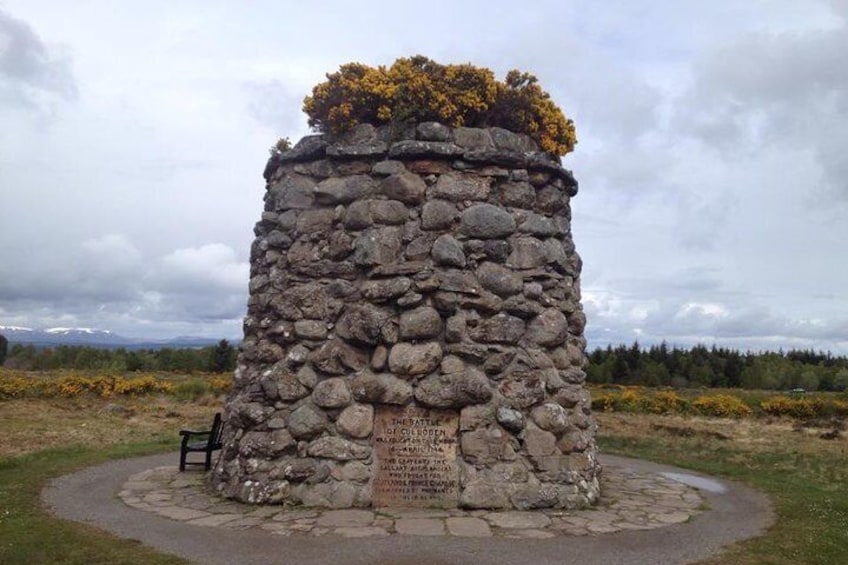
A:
153,244,248,293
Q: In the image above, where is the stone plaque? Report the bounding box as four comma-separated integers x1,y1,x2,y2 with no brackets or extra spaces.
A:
372,405,459,507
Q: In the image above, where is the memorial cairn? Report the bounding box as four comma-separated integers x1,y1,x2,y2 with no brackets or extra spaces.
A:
211,58,601,510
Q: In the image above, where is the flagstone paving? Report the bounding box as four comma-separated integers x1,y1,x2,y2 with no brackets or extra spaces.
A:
118,461,704,539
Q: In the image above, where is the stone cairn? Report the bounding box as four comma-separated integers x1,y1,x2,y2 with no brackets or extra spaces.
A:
211,122,600,511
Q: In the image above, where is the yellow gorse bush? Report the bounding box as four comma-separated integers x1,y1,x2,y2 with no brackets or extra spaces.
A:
208,376,233,393
592,387,688,415
0,369,231,400
0,376,30,399
303,56,577,156
590,386,847,420
691,394,753,418
113,376,174,396
55,375,116,398
646,390,689,414
761,396,848,419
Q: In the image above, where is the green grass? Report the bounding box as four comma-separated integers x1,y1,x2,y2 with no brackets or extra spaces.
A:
0,438,189,565
172,378,215,402
599,434,848,564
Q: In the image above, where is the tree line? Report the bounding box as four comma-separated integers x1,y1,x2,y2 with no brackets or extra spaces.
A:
3,335,848,391
587,342,848,392
0,339,237,374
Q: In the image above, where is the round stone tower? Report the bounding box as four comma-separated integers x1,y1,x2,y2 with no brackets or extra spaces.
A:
211,122,600,510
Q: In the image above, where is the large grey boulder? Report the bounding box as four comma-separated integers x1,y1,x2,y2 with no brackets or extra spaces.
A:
459,204,516,239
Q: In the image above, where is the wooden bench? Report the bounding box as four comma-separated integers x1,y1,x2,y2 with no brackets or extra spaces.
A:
179,413,224,472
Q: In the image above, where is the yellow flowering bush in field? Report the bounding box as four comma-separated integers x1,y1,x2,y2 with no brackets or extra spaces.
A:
303,56,577,155
593,393,615,412
0,369,227,400
0,375,30,398
646,390,689,414
592,387,688,415
615,388,644,411
761,396,813,419
55,375,116,398
113,376,174,396
761,396,848,419
208,376,232,393
592,386,644,412
692,394,753,418
589,386,847,420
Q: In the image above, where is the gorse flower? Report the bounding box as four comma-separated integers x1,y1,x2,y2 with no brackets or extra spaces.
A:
0,369,232,399
302,56,577,156
590,386,848,420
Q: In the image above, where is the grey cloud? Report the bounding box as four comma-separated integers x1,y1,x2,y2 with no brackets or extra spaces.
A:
141,291,246,323
0,235,143,303
671,190,735,251
0,9,77,105
0,236,248,338
679,11,848,197
584,287,848,353
607,268,726,298
574,141,674,196
831,0,848,19
503,32,665,145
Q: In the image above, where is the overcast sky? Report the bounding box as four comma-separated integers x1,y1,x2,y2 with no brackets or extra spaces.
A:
1,1,847,353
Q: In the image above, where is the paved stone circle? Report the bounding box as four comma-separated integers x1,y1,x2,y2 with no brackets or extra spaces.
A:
119,461,704,538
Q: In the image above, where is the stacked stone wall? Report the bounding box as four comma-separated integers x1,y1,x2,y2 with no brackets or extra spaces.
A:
212,122,600,510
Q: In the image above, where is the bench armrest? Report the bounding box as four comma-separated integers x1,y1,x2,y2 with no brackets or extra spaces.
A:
179,429,210,438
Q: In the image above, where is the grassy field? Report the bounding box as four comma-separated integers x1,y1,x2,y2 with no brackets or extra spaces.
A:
0,394,216,565
597,412,848,564
0,375,846,563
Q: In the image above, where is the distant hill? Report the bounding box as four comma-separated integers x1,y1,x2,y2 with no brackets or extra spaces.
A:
0,326,230,350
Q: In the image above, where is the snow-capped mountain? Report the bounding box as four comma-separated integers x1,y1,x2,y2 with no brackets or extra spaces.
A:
0,326,129,346
0,326,229,349
43,327,113,336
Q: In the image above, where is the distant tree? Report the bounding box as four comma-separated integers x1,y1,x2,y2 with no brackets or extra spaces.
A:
212,339,236,373
833,369,848,392
696,365,717,387
586,354,615,384
611,353,629,383
586,343,848,391
155,348,175,371
0,334,7,366
638,358,671,387
625,341,642,373
723,352,744,388
76,347,95,370
126,350,144,372
798,369,820,392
